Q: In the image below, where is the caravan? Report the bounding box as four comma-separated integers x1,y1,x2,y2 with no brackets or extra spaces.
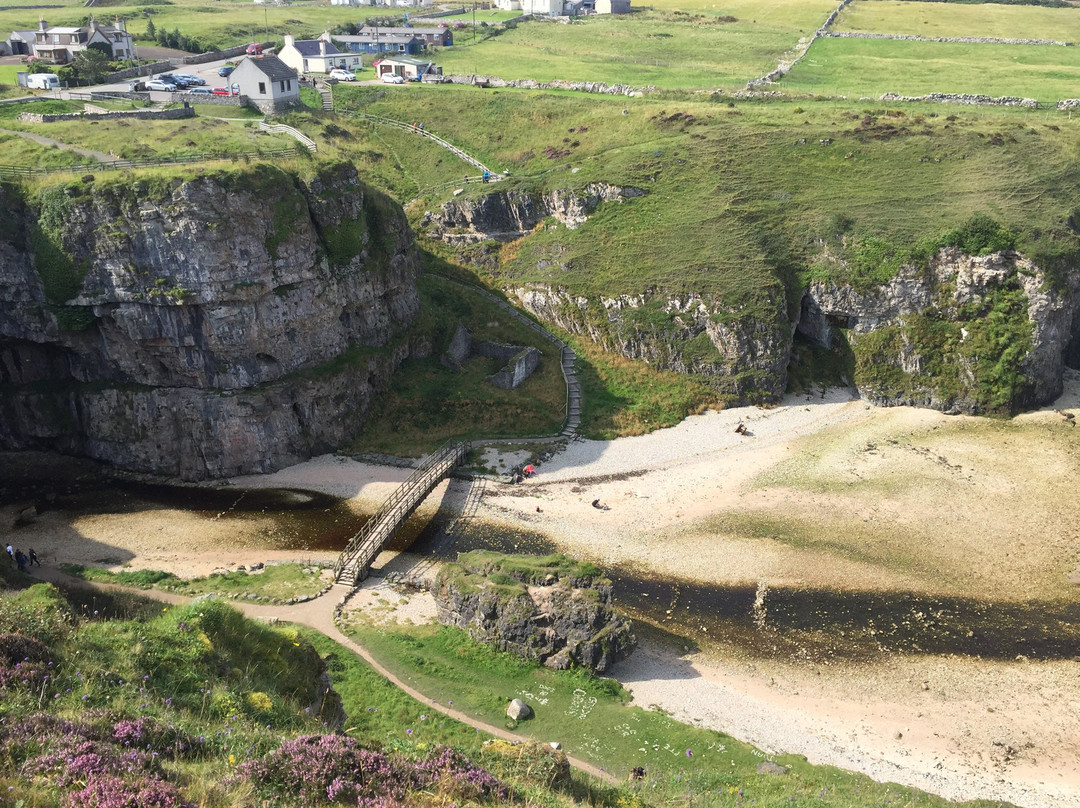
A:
26,73,60,90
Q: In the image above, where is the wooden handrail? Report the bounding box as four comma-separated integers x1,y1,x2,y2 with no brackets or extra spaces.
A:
333,440,469,584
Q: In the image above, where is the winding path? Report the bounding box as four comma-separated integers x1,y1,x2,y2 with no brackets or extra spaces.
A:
35,567,616,785
0,126,118,163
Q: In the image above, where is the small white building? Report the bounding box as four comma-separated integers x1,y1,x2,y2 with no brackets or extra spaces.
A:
374,55,441,81
595,0,630,13
277,33,359,75
231,55,300,114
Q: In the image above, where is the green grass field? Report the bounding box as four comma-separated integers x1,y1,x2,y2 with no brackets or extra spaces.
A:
432,8,832,91
782,37,1080,101
835,0,1080,42
0,112,296,162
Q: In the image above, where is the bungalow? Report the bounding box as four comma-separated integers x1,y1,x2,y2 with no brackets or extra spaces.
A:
277,33,360,75
231,55,300,114
330,26,450,55
332,33,424,56
374,55,441,81
30,16,134,64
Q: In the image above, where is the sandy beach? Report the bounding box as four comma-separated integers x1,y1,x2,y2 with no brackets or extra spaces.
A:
4,385,1079,808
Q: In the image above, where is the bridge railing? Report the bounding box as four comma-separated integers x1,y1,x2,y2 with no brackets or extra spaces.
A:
333,440,470,583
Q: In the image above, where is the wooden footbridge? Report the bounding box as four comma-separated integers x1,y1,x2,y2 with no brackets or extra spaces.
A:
333,440,470,586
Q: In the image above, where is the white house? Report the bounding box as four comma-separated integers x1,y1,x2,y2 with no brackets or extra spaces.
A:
521,0,563,15
231,55,300,114
277,33,359,75
30,16,133,64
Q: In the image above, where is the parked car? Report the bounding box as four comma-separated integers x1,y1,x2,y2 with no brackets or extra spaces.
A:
328,68,356,82
211,86,232,95
173,73,205,86
246,43,262,55
187,87,213,95
381,73,405,84
162,74,193,87
218,65,235,77
146,79,177,91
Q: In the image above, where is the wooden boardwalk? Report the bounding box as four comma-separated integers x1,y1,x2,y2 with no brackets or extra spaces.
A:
333,440,470,587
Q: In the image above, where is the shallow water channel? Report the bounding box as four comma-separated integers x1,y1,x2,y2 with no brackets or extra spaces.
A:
9,471,1077,665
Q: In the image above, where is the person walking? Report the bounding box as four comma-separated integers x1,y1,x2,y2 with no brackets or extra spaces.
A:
4,544,13,564
28,548,40,567
14,549,27,573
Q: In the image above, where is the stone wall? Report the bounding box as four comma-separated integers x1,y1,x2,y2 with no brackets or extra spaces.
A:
172,42,275,66
424,73,650,96
166,91,248,107
104,61,173,82
825,31,1068,46
17,107,196,123
880,91,1038,108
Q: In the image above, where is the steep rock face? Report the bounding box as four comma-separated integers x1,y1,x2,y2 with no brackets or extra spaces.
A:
433,561,636,673
0,164,422,479
799,249,1079,412
423,183,647,243
515,285,791,399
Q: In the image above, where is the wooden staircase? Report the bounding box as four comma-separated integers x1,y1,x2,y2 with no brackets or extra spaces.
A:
333,441,470,587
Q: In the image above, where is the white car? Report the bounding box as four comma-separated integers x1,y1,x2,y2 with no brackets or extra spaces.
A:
380,73,405,84
146,79,177,91
328,68,356,82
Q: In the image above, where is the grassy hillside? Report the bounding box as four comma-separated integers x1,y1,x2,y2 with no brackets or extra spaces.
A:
0,578,584,807
337,84,1080,303
431,7,833,91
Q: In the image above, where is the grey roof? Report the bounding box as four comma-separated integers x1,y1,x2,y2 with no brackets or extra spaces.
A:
10,30,35,42
244,54,298,82
292,39,341,57
334,33,421,45
359,26,447,36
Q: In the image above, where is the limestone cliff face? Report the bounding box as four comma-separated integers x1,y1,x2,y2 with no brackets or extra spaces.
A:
798,249,1079,413
423,183,647,243
514,285,791,400
0,163,422,479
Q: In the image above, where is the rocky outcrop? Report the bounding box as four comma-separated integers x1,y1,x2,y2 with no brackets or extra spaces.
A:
514,285,791,400
424,183,646,244
798,249,1079,413
433,552,635,673
0,163,423,479
487,347,541,389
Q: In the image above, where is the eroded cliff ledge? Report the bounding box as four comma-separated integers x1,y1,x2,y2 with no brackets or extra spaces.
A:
427,188,1080,413
0,163,423,480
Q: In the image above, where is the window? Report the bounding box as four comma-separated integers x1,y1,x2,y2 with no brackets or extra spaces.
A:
286,80,291,91
398,44,405,52
258,81,266,94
